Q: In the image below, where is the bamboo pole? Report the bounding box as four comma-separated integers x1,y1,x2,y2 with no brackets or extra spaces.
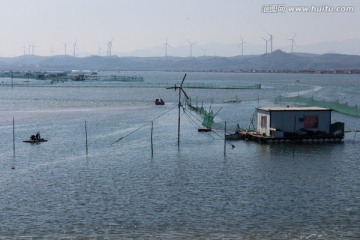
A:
85,121,88,156
178,84,181,147
12,118,16,170
13,117,15,158
11,71,14,88
151,121,154,157
224,121,227,156
292,116,296,157
177,74,187,148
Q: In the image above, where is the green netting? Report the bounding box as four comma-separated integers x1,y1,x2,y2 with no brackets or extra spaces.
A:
275,95,360,117
185,98,249,131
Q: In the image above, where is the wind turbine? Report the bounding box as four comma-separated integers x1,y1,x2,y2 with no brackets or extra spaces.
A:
31,43,37,55
188,40,196,57
64,42,69,56
98,43,103,56
267,33,273,53
261,37,268,54
106,39,114,56
22,45,27,56
288,34,296,53
162,39,171,57
73,41,77,57
202,48,207,57
239,36,247,56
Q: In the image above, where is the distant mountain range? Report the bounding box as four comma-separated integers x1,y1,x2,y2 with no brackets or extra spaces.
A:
115,39,360,57
1,50,360,73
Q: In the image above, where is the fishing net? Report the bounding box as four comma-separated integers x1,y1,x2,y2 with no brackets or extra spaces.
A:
275,95,360,117
185,99,252,131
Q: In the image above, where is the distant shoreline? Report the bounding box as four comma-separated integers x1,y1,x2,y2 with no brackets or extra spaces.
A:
2,69,360,76
184,69,360,74
1,50,360,73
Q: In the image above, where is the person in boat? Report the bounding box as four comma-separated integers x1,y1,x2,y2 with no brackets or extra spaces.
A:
30,134,36,140
155,98,165,105
36,132,41,140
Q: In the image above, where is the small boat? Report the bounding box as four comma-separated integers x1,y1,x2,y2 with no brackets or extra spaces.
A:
225,131,245,140
225,95,241,104
155,98,165,105
23,132,47,143
23,138,48,143
198,128,212,132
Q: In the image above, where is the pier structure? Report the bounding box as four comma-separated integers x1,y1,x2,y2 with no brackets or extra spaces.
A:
231,130,344,143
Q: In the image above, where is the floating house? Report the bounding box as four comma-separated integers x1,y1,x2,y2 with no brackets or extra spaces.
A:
254,107,344,142
226,107,344,143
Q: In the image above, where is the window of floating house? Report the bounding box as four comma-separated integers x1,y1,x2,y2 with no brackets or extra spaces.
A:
261,115,267,128
304,115,318,128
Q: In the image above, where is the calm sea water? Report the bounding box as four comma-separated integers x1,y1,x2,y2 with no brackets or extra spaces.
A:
0,72,359,239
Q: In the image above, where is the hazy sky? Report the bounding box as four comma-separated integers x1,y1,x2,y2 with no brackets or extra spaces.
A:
0,0,359,57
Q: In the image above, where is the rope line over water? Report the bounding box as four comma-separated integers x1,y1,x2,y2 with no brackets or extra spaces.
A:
182,106,235,148
111,105,178,145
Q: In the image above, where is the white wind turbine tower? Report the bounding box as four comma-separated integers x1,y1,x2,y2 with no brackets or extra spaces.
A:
202,48,207,57
31,43,37,55
163,39,171,57
288,34,296,53
267,33,273,53
188,40,196,57
239,36,247,56
98,43,103,56
64,42,69,56
73,41,77,57
106,39,113,56
261,37,268,54
22,45,27,56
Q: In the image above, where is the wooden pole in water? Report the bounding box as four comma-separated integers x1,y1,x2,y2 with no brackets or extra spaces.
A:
224,121,227,156
178,84,181,147
11,71,14,88
13,117,15,158
177,74,187,148
292,116,296,157
85,121,88,156
151,121,154,157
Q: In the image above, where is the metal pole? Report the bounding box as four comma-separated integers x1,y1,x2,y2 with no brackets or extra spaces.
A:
85,121,88,156
151,121,154,157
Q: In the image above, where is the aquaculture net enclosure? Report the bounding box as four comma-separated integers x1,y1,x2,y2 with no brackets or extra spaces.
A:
275,95,360,117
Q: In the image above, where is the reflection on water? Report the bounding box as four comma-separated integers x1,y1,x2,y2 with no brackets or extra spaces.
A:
0,72,359,239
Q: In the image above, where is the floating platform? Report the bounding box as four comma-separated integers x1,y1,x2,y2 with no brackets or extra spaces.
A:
198,128,212,132
23,138,48,143
227,131,344,143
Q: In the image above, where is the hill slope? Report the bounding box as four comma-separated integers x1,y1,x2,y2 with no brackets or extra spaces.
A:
1,51,360,72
